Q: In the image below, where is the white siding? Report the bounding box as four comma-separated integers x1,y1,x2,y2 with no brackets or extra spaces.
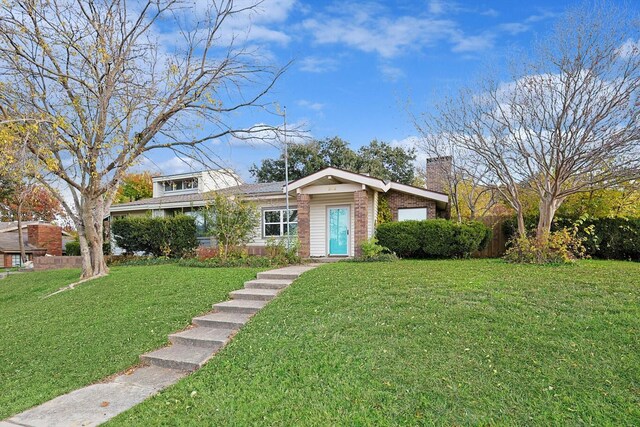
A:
309,193,355,257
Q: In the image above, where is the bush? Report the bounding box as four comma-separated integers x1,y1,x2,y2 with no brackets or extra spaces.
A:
376,219,491,259
265,236,301,265
65,240,80,256
504,229,587,264
503,216,640,261
178,256,281,269
111,215,198,258
195,246,219,261
65,239,111,256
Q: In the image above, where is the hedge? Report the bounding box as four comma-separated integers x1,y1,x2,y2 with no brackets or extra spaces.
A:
111,215,198,258
503,216,640,261
65,240,111,256
376,219,491,258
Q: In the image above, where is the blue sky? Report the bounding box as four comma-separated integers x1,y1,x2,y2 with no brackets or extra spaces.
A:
141,0,631,181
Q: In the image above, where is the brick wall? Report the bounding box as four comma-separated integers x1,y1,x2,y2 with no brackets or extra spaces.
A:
33,256,83,271
425,156,452,194
386,190,437,220
296,193,311,258
27,224,62,256
353,189,369,257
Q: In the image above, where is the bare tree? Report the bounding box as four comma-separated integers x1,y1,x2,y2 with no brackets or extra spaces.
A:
421,2,640,239
0,0,287,279
414,128,498,222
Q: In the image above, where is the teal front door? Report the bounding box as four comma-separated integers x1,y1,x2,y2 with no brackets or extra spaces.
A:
328,206,350,256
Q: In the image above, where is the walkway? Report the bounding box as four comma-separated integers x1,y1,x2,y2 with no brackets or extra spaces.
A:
2,264,318,427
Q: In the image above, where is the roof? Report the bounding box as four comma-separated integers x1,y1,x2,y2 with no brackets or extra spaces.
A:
0,221,72,236
0,232,45,253
110,181,286,211
287,167,449,204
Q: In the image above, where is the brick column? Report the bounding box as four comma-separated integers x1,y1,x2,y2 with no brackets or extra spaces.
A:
296,193,311,258
354,189,369,257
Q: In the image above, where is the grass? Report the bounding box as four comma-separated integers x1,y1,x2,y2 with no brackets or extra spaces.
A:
110,259,640,426
0,264,261,419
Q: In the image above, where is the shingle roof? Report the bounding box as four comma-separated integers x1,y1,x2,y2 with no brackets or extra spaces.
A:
111,181,286,209
0,232,44,253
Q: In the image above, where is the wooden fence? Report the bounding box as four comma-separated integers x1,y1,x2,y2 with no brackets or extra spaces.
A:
473,216,509,258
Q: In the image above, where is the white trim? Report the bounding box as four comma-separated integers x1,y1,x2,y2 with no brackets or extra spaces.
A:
326,205,350,256
287,167,388,193
299,183,363,195
388,182,449,203
286,167,448,204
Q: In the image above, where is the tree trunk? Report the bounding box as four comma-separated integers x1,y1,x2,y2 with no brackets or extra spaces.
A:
516,209,526,237
536,197,561,242
79,196,109,279
17,200,26,265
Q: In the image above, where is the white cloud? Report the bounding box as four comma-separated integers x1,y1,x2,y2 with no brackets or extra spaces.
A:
297,99,325,111
499,22,530,35
451,33,495,53
428,0,445,15
299,56,339,73
379,64,405,82
618,39,640,59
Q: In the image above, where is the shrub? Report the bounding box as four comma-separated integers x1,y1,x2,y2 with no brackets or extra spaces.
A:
265,236,301,265
503,216,640,261
111,215,198,258
178,256,280,269
195,246,219,261
65,240,80,256
504,228,588,264
65,239,111,256
360,237,387,258
376,219,491,259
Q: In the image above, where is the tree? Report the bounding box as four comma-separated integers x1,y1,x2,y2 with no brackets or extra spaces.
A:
0,0,285,279
114,172,155,204
251,137,416,184
355,140,416,184
204,194,259,260
0,186,64,222
421,3,640,239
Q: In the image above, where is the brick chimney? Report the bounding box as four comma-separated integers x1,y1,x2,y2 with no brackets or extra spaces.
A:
27,224,62,256
425,156,452,194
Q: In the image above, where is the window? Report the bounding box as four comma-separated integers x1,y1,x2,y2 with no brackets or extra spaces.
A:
11,254,22,267
163,178,198,192
398,208,428,221
263,209,298,237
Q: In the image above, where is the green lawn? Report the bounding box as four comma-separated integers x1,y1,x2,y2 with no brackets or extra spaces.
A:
110,259,640,426
0,265,261,419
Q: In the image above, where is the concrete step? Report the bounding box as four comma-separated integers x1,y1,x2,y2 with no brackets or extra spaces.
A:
140,345,215,371
230,288,280,301
256,271,300,280
192,312,253,329
244,279,292,290
169,327,233,348
213,299,268,314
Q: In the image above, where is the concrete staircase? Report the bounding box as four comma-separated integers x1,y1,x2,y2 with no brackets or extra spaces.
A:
140,265,315,372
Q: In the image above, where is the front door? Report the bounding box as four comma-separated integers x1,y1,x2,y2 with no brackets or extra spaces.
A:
328,206,350,256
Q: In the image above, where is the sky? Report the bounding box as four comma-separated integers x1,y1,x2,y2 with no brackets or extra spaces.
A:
138,0,632,182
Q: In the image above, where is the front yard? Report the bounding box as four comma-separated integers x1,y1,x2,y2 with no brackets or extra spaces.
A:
110,259,640,425
0,265,260,419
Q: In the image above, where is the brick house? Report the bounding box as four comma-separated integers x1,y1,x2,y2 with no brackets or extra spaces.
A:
109,166,449,258
0,223,69,268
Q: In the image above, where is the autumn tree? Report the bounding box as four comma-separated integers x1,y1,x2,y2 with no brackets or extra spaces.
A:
114,172,156,204
0,0,285,279
420,2,640,239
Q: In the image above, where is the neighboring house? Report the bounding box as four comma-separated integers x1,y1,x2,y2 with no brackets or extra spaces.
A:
0,222,69,267
109,162,450,258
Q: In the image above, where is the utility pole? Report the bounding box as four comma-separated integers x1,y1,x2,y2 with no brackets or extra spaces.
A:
283,106,290,250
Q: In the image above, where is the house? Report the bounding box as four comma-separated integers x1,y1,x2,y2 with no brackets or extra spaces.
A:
109,163,450,258
0,222,69,267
